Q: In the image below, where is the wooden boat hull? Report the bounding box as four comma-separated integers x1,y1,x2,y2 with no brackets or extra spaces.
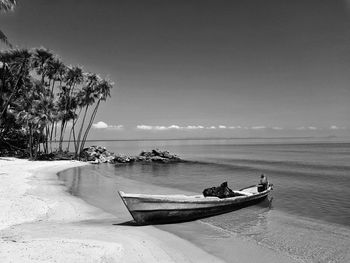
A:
118,185,272,225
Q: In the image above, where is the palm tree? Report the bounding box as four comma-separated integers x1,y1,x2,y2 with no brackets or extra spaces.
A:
44,58,66,151
64,66,84,93
0,48,33,154
34,86,55,154
1,45,115,159
0,49,32,127
14,80,48,158
57,66,83,151
73,73,100,156
32,48,54,84
46,58,66,93
0,0,16,48
79,78,113,156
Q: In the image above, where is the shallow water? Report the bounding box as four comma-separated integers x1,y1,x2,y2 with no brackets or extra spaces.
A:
58,139,350,262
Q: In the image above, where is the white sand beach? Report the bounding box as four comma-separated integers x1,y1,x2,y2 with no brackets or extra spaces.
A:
0,158,223,263
0,158,297,263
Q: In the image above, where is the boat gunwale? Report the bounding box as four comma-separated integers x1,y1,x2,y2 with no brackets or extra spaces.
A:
118,186,271,204
130,195,267,213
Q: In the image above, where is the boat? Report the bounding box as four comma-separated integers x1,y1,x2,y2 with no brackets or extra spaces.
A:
118,184,273,225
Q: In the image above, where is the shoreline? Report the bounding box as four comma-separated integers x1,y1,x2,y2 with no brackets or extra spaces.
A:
59,164,299,263
3,157,342,262
58,163,350,263
0,158,223,262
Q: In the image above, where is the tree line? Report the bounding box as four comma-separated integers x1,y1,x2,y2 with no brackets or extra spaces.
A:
0,48,113,159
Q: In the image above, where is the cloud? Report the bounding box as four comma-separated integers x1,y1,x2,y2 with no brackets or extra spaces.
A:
135,124,335,132
92,121,108,129
329,125,348,130
296,126,318,130
251,126,266,130
154,126,168,130
137,125,153,130
93,121,123,129
137,124,206,131
186,125,204,129
168,125,181,129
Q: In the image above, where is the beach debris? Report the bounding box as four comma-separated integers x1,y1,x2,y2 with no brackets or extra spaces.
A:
80,146,182,164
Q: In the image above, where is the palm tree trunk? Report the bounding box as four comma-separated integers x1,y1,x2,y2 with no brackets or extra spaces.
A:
28,125,33,159
75,105,89,157
68,107,82,154
66,120,74,152
54,121,58,142
72,122,77,153
49,121,55,153
45,126,49,154
51,80,56,94
62,120,69,150
58,120,65,152
79,100,100,156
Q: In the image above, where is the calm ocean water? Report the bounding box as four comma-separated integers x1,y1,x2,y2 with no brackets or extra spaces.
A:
59,138,350,262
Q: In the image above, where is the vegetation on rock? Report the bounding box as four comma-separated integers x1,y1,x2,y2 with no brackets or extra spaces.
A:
80,146,182,164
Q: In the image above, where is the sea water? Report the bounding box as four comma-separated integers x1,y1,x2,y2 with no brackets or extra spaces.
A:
58,138,350,262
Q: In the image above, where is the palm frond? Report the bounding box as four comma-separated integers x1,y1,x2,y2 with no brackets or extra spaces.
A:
0,0,16,12
0,0,17,47
0,29,13,48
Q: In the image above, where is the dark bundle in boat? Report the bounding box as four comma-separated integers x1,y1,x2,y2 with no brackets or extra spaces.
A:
203,182,242,198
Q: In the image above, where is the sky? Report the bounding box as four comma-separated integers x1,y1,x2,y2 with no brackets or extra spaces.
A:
1,0,350,139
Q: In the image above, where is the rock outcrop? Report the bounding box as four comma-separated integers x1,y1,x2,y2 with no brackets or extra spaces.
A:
80,146,182,164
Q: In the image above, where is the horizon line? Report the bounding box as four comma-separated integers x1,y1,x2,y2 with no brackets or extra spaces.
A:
58,135,350,143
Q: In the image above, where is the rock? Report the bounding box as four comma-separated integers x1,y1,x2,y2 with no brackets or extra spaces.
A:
150,156,169,163
140,151,153,158
105,155,115,163
113,154,134,163
152,149,161,156
87,155,96,162
81,146,182,165
161,151,172,158
90,159,100,164
137,149,182,163
99,155,107,163
136,156,146,161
